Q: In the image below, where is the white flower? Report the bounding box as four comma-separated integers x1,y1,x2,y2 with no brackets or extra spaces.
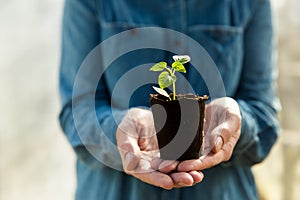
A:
172,55,191,64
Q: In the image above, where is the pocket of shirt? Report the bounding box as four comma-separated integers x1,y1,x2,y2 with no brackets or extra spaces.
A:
187,25,244,94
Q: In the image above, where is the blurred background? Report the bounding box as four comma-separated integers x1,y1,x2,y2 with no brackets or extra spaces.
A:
0,0,299,199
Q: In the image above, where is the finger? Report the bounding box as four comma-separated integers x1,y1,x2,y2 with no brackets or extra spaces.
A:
139,134,158,151
116,128,141,172
177,146,231,172
170,172,194,187
158,160,179,173
151,158,163,170
200,151,228,169
189,171,204,185
211,136,223,154
210,122,231,153
213,122,232,143
137,115,157,151
176,159,202,172
202,129,241,167
151,159,179,173
204,105,212,133
176,154,221,172
133,171,174,190
204,106,218,134
178,136,237,172
123,152,140,172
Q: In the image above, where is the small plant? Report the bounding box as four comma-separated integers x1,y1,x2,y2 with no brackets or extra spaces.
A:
150,55,191,100
149,54,208,160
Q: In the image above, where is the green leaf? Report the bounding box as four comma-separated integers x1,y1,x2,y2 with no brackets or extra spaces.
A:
149,62,167,71
172,55,191,64
158,71,176,89
152,86,170,99
172,61,186,73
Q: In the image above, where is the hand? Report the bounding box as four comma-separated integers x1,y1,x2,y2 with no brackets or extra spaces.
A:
177,97,241,171
116,108,204,189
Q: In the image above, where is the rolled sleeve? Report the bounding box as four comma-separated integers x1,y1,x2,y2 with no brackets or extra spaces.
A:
59,0,125,169
229,0,281,166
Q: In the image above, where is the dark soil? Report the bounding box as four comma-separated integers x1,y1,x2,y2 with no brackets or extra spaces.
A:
150,94,208,161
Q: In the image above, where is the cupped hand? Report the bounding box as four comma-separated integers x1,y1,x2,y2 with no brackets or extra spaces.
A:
116,108,204,189
177,97,241,172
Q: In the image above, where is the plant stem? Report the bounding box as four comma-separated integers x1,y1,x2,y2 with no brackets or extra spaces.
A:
172,82,176,100
165,67,177,100
165,67,173,75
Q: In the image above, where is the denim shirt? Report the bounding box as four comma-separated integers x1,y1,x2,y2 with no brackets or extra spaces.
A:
59,0,281,199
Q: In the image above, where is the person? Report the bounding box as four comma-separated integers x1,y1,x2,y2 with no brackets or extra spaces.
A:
59,0,281,199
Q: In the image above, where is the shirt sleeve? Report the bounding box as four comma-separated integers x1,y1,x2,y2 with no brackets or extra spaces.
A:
227,0,281,167
59,0,125,170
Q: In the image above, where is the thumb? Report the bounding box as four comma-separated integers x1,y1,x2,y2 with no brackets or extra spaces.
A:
124,152,140,172
212,136,223,154
210,121,231,154
116,128,141,173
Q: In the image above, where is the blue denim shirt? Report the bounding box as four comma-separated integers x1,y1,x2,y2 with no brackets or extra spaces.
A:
59,0,281,199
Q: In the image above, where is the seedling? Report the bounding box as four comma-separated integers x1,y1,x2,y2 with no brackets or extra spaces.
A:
150,55,191,100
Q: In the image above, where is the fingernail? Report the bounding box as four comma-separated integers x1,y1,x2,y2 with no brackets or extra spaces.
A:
200,155,206,160
159,160,177,171
193,172,204,185
215,137,223,152
125,152,135,171
199,172,204,179
151,158,162,170
177,182,186,187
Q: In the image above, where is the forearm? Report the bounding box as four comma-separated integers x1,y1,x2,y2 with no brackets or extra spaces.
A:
59,98,127,170
222,0,281,167
227,98,280,166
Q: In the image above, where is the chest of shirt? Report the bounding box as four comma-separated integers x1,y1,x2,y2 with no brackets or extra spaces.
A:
95,0,255,106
